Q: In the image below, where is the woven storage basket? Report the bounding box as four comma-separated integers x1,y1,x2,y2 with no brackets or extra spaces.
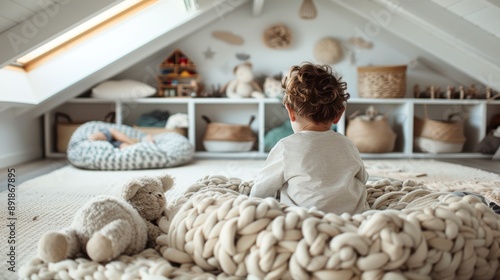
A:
414,117,466,143
346,107,397,153
357,65,407,98
55,112,115,153
133,126,187,137
202,115,256,152
56,117,82,153
413,106,466,153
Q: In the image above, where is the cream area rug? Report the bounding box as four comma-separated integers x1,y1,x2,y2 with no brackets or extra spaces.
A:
1,159,499,279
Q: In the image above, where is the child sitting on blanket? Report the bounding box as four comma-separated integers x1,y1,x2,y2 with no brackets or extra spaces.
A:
88,128,154,150
250,62,369,214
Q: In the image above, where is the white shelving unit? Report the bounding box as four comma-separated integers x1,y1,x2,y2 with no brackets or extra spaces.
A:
44,97,500,159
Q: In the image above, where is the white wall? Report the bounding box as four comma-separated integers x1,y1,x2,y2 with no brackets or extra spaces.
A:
0,109,43,168
0,68,35,104
116,0,456,97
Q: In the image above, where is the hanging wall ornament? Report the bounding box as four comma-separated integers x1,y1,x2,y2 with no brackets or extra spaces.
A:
212,31,244,45
313,37,343,64
203,47,215,59
347,36,373,49
236,53,250,61
263,24,292,49
349,50,357,65
299,0,317,19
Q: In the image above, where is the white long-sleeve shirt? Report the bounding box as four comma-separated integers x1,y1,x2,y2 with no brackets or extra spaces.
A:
250,130,369,214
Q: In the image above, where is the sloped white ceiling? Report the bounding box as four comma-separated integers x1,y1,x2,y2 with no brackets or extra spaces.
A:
432,0,500,38
0,0,125,68
0,0,49,33
331,0,500,91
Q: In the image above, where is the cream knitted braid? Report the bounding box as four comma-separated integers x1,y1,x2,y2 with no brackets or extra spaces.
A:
19,249,224,280
186,175,253,195
157,176,500,279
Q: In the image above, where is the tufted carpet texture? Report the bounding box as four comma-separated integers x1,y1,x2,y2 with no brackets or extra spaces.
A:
1,159,499,279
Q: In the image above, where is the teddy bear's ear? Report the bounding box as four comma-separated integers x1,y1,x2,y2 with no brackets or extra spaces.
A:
122,181,142,200
158,174,174,192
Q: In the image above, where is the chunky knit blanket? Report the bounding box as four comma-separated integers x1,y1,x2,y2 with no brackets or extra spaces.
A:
20,176,500,279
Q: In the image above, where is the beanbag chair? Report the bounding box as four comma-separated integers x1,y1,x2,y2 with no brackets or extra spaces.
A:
67,121,193,170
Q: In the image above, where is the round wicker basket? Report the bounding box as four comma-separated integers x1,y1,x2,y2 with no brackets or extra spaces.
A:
413,117,466,143
357,65,407,98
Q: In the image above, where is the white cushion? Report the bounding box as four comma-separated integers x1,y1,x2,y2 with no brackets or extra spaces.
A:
494,127,500,138
92,79,156,99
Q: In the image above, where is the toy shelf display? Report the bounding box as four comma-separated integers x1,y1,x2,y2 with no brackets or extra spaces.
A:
156,49,200,97
44,98,500,159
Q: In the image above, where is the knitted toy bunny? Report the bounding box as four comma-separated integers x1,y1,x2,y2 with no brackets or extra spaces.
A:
37,174,174,263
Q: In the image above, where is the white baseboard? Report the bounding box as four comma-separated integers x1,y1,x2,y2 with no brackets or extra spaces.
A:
0,150,41,169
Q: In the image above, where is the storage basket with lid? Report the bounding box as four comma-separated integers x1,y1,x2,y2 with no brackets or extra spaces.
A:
346,106,397,153
357,65,407,98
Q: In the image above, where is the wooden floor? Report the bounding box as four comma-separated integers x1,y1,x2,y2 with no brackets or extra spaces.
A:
1,157,499,191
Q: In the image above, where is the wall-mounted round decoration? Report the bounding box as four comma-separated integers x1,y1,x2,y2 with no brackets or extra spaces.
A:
313,37,343,64
263,24,292,49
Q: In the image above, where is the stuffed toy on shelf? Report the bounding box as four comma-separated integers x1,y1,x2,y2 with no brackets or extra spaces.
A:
225,62,265,98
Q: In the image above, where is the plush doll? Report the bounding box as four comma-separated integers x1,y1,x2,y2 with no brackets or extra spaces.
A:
263,77,284,99
166,113,189,129
37,174,174,263
225,62,265,98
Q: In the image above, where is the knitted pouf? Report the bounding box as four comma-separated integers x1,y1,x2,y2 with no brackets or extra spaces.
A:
67,121,194,170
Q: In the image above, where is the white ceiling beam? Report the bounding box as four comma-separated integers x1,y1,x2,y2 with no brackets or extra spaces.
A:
485,0,500,9
331,0,500,91
323,0,475,86
252,0,265,16
0,0,123,68
380,0,500,65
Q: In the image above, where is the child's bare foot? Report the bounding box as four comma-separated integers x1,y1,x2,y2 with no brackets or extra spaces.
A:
119,143,131,150
88,132,106,141
145,135,155,143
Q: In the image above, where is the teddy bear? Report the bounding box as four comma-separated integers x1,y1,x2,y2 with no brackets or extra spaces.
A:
225,62,265,98
37,174,174,263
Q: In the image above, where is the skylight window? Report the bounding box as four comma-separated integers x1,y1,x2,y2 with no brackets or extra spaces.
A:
14,0,156,71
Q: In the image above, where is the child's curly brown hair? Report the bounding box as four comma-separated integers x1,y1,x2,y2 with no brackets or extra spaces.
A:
282,62,349,124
